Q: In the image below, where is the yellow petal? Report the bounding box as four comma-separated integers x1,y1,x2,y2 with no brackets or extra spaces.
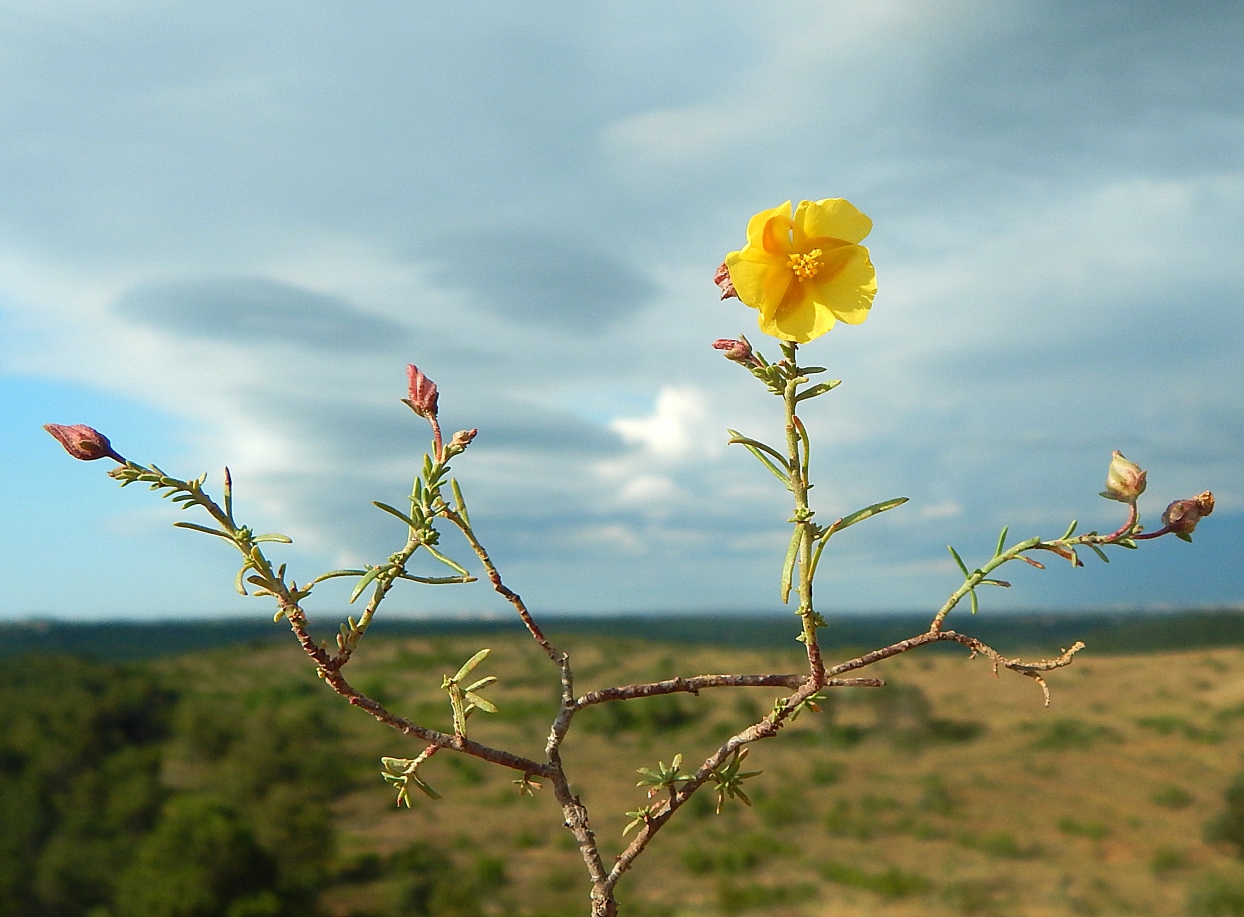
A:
794,198,873,247
744,202,794,257
725,249,791,315
759,289,837,343
807,244,876,325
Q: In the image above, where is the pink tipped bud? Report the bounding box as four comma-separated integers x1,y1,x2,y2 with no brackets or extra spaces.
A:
714,261,738,301
1162,491,1215,537
1100,451,1147,504
443,428,478,459
43,423,123,462
403,364,439,419
712,338,756,365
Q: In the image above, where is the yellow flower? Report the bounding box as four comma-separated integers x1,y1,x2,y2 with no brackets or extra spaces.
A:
724,199,876,343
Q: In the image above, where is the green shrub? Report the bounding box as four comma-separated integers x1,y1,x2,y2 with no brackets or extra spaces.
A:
1190,873,1244,917
819,860,932,898
113,795,276,917
1151,784,1194,809
1207,774,1244,856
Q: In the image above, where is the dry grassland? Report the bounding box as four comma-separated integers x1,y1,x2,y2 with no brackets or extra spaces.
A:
166,629,1244,916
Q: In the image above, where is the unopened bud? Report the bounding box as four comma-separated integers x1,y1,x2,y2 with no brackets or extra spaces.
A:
1100,451,1147,504
443,428,478,459
1162,491,1215,539
403,364,439,419
43,424,123,462
712,338,756,365
714,261,738,301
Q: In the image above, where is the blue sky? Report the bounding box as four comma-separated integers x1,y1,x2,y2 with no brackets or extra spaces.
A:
2,1,1241,620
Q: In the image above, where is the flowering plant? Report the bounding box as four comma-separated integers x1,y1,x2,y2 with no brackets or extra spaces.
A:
46,199,1212,916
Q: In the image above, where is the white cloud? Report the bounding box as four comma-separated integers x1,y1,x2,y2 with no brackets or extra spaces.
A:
608,385,711,461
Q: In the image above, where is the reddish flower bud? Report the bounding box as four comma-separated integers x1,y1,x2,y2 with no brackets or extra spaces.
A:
714,261,738,301
712,338,756,365
43,424,123,462
1162,491,1215,537
1100,451,1147,504
403,364,439,419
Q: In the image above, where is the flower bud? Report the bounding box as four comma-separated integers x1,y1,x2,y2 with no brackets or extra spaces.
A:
43,423,123,462
1100,451,1147,504
403,364,439,419
442,428,478,460
713,261,738,301
712,338,756,365
1162,491,1215,538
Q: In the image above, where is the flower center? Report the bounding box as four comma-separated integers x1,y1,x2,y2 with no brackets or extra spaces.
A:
787,249,823,280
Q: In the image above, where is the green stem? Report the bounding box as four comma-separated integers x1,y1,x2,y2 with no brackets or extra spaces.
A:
782,344,824,681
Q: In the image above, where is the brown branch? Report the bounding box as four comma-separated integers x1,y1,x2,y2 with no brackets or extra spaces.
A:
442,506,563,665
549,768,615,917
824,628,1086,707
575,673,882,708
606,669,822,889
281,604,554,777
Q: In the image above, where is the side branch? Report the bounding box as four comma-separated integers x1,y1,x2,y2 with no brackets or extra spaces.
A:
824,628,1085,707
575,674,881,708
605,624,1084,889
283,607,554,778
442,507,563,665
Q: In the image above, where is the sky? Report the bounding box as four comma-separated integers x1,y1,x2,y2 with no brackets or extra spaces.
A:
2,0,1241,621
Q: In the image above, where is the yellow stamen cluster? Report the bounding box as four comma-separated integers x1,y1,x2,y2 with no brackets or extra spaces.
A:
787,249,823,280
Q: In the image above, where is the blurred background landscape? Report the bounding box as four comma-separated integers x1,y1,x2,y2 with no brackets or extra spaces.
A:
9,612,1244,916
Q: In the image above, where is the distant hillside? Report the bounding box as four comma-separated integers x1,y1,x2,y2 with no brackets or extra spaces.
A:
3,609,1244,660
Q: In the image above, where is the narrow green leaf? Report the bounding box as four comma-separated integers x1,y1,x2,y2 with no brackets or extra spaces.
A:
172,521,233,540
795,416,811,478
1061,519,1078,540
995,526,1009,557
463,675,497,693
780,527,803,605
374,500,419,529
234,563,251,596
309,568,368,585
969,589,979,615
1088,544,1110,563
252,533,293,544
464,693,498,714
348,566,386,604
798,365,828,374
424,543,470,576
979,578,1011,588
725,430,789,467
453,648,491,683
948,545,970,578
793,379,843,403
222,466,234,524
739,443,792,486
394,573,476,585
413,774,442,800
829,498,909,536
451,478,471,527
